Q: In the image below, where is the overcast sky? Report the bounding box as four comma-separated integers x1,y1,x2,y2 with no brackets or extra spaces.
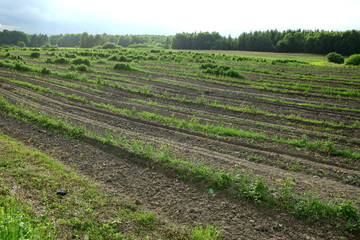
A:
1,0,359,36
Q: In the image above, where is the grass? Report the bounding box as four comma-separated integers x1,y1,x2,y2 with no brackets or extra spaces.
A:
0,98,359,234
0,131,222,239
0,190,55,240
2,75,359,159
258,96,360,112
1,57,358,131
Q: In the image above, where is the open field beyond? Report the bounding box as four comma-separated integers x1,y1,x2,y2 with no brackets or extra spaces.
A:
0,47,359,239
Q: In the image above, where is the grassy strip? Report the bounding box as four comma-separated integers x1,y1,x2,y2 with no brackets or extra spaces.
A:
2,77,360,159
0,131,222,240
145,64,360,98
166,93,360,129
0,98,359,234
0,189,55,240
2,61,357,130
258,96,360,112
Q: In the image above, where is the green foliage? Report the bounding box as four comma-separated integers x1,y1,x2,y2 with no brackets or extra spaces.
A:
102,42,118,49
345,54,360,66
72,57,91,66
190,225,221,240
0,195,54,240
201,64,244,79
113,63,133,71
41,67,51,74
64,53,77,58
326,52,344,64
47,57,69,64
30,52,40,58
1,97,360,233
70,64,89,72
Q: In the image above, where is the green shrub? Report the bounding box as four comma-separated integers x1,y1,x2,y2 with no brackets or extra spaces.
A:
65,53,77,58
50,57,69,64
30,52,40,58
77,64,88,71
70,64,88,71
72,58,91,66
102,42,117,49
201,64,244,79
113,63,133,71
119,56,131,62
41,67,51,74
200,63,217,69
326,52,344,64
345,54,360,66
14,63,32,71
108,55,118,61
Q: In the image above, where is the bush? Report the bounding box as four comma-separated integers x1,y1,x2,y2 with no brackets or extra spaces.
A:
326,52,344,64
345,54,360,66
108,55,118,61
65,53,77,58
76,64,88,71
72,58,91,66
53,57,69,64
41,67,51,74
119,56,131,62
200,63,217,69
102,42,117,49
113,63,133,71
200,64,244,79
30,52,40,58
70,64,88,71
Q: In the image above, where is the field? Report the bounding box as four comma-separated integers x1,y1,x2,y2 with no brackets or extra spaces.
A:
0,47,359,239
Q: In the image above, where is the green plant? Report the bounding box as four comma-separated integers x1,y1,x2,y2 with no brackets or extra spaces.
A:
30,52,40,58
190,225,221,240
102,42,118,49
113,63,133,71
326,52,344,64
72,58,91,66
345,54,360,66
50,57,69,64
41,67,51,74
70,64,88,72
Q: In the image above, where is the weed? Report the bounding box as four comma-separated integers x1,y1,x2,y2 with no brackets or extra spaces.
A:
190,225,222,240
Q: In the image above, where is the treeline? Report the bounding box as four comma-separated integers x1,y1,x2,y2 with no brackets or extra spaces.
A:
0,30,48,47
1,29,360,55
172,30,360,55
0,30,171,49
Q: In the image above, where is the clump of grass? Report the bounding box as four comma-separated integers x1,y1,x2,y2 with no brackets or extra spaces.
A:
200,63,244,79
70,64,89,72
46,57,69,64
113,63,135,71
190,225,222,240
0,191,54,240
29,52,40,58
71,57,91,66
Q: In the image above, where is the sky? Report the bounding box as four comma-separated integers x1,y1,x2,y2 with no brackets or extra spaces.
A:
0,0,359,36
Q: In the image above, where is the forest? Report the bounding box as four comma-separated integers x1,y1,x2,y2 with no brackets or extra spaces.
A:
0,29,359,55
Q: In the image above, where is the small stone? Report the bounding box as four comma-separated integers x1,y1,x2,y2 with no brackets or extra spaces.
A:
255,224,269,231
249,219,255,223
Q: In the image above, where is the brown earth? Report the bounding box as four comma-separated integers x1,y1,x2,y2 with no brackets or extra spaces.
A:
0,51,359,239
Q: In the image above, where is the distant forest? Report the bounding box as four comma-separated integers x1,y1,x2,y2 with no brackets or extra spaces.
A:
0,29,359,55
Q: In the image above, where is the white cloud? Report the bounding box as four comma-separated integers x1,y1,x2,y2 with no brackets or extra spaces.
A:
0,0,359,35
0,23,21,31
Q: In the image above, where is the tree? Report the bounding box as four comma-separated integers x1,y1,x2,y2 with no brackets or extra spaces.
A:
326,52,344,64
80,32,89,48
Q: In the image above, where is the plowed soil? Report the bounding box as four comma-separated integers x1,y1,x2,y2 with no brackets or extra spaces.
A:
0,49,359,239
